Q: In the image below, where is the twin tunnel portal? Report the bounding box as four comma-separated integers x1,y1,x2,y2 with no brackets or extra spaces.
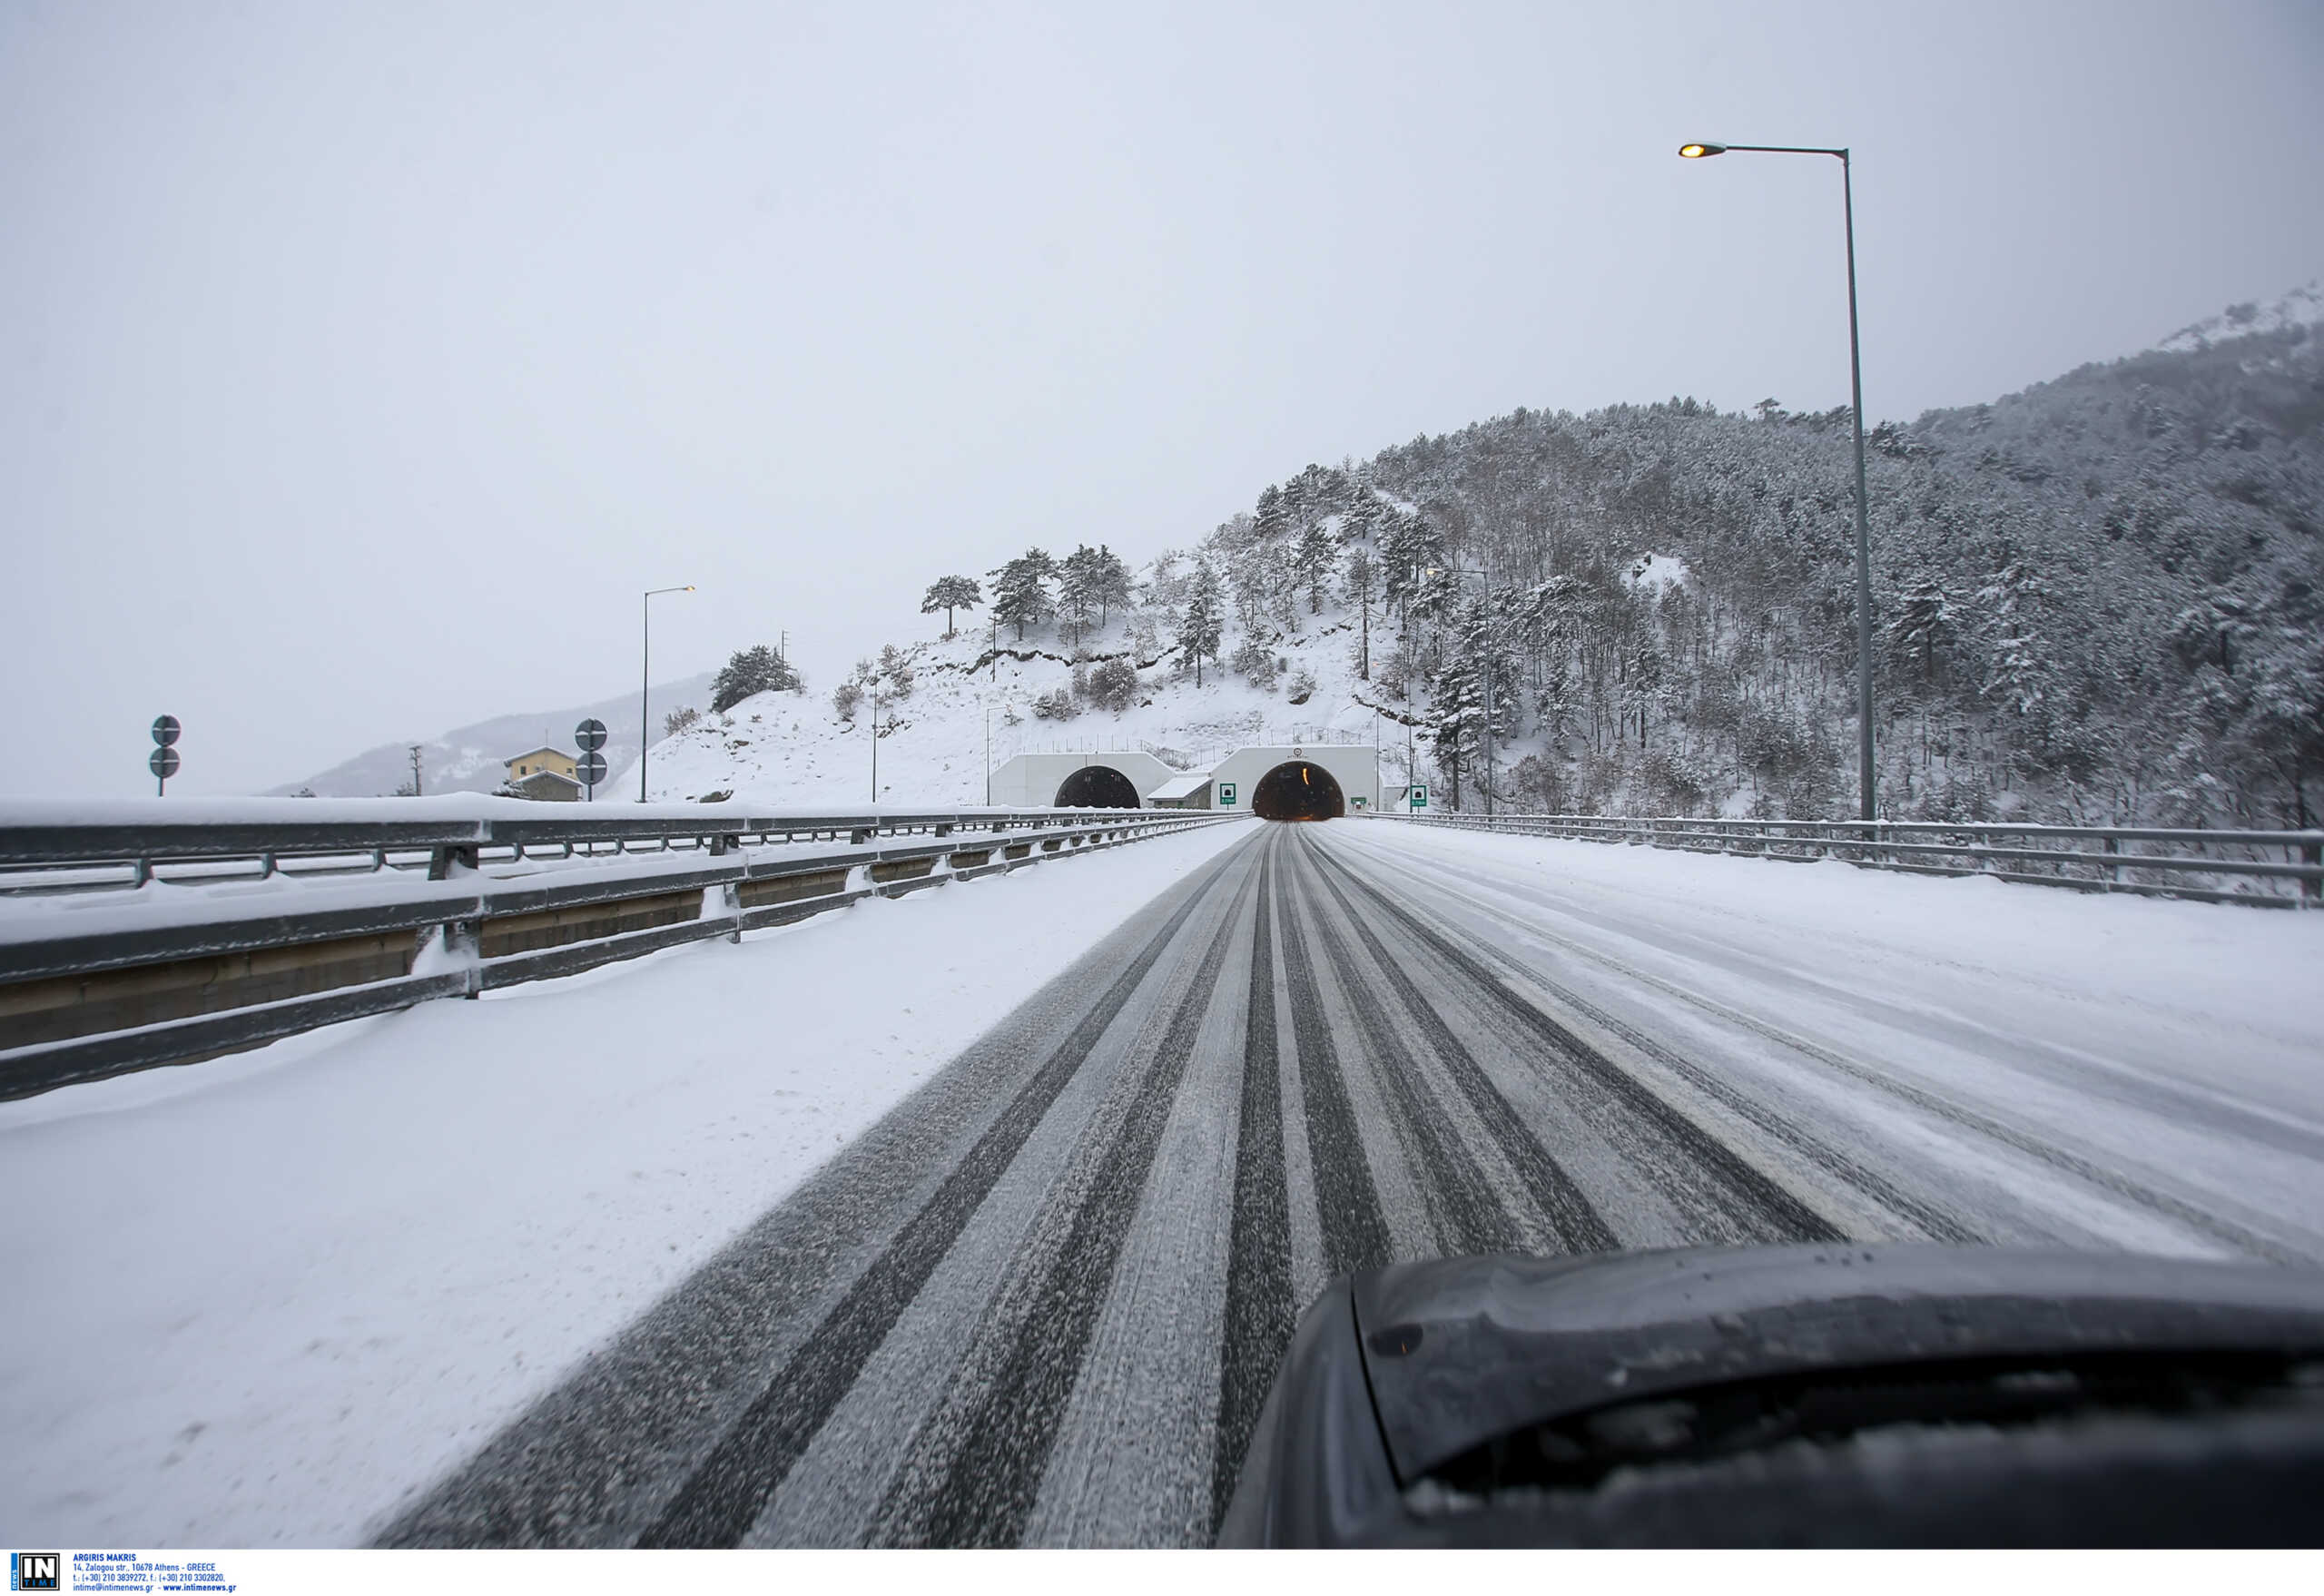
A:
1049,760,1345,822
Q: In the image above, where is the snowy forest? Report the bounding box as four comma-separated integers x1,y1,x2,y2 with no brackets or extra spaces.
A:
1108,294,2323,826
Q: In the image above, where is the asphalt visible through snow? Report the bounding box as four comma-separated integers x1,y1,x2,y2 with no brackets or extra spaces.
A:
378,820,2324,1548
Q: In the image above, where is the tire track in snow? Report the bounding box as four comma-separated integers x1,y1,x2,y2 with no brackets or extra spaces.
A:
869,857,1257,1546
1209,838,1295,1538
634,842,1255,1548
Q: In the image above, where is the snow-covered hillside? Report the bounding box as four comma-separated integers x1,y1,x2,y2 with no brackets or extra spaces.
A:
627,613,1418,806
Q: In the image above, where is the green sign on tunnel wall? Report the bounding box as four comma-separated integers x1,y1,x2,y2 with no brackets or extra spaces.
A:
1410,784,1428,811
1219,782,1237,807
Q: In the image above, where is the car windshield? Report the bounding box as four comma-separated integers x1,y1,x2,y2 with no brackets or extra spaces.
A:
2,0,2318,1567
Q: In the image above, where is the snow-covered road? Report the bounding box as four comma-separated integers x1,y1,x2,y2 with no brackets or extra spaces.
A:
369,820,2324,1549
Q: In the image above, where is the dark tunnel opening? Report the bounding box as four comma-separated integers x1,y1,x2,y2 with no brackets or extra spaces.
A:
1053,764,1144,808
1253,760,1344,822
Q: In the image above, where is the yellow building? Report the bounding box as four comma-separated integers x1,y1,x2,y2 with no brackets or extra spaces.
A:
505,746,579,782
503,746,584,802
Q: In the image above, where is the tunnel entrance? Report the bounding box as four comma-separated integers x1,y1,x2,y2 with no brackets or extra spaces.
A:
1053,764,1143,808
1253,760,1344,822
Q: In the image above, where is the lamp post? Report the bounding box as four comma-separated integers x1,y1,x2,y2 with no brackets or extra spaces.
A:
1427,565,1495,815
640,585,695,802
1679,139,1876,822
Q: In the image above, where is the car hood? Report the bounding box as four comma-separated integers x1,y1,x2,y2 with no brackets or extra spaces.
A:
1352,1245,2324,1483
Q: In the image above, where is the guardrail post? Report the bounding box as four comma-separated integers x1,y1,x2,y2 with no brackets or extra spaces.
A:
2304,836,2321,908
2103,834,2121,890
427,844,479,881
707,832,745,941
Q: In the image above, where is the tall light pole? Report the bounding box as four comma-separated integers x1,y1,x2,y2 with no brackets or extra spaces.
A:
1679,140,1876,822
1428,565,1496,815
640,585,694,802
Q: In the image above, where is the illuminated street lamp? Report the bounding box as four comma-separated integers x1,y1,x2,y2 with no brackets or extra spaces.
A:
1679,139,1877,822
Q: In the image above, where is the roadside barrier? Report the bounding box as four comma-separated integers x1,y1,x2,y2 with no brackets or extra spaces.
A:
0,800,1246,1098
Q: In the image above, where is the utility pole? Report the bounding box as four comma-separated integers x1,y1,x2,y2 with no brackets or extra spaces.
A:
639,584,696,802
870,693,883,804
984,702,991,805
408,744,423,797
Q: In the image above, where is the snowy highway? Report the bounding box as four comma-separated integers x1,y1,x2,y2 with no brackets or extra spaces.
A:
371,818,2324,1548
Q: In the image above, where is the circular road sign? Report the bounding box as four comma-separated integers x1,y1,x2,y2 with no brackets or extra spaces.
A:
576,750,609,786
152,714,182,746
149,746,182,780
575,717,608,752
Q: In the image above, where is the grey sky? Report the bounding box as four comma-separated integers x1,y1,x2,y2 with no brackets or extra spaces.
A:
5,0,2319,797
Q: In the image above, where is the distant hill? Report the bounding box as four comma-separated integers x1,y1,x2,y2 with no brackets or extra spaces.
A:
267,672,715,797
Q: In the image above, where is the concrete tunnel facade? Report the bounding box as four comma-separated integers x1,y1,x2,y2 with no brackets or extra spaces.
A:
986,750,1176,809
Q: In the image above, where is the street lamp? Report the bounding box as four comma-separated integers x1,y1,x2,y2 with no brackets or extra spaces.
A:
1427,565,1496,816
1679,139,1877,822
640,585,695,802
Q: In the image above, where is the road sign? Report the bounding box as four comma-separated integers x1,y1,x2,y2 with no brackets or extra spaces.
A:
152,714,181,746
575,717,608,752
1218,782,1237,807
577,750,609,789
149,746,181,781
1410,783,1428,811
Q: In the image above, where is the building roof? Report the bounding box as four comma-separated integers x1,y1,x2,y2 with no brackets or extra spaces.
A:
1147,773,1211,800
508,768,583,792
503,747,574,768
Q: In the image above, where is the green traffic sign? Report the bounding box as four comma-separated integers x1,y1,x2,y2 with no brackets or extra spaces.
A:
1410,783,1428,810
1219,782,1237,807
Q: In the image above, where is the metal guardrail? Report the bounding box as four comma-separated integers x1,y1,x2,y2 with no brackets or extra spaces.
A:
1382,812,2324,909
0,800,1246,1099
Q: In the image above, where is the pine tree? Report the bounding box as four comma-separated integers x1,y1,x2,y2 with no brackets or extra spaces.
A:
711,644,802,714
1057,545,1104,645
1344,546,1377,679
1178,560,1225,687
990,549,1058,641
920,575,982,638
1093,545,1135,626
1884,575,1956,685
1254,484,1289,547
1294,519,1337,614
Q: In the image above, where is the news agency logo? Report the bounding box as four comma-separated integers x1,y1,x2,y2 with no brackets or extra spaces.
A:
9,1553,59,1592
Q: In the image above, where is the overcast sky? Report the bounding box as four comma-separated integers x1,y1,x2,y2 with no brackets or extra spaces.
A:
5,0,2319,797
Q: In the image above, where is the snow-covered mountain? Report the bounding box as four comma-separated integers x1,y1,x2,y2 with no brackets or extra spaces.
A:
271,672,714,797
